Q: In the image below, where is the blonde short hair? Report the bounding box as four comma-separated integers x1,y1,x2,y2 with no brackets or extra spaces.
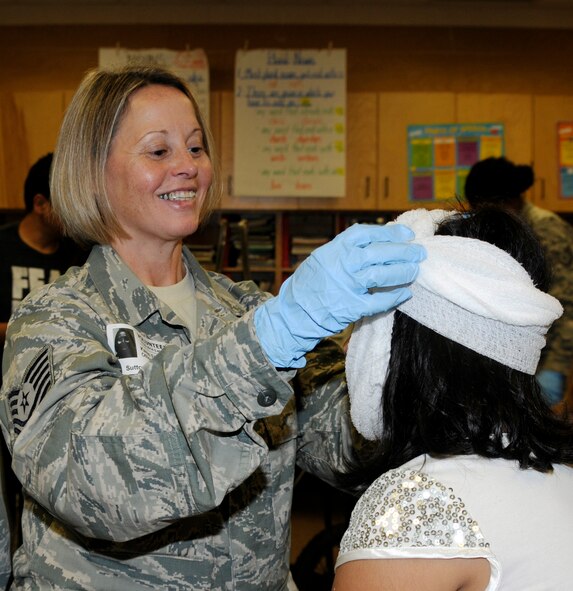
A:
51,66,222,247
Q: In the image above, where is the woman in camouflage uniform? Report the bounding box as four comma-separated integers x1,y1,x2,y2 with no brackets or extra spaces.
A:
0,66,423,590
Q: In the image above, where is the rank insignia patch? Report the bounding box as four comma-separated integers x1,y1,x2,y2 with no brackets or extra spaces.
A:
9,346,53,435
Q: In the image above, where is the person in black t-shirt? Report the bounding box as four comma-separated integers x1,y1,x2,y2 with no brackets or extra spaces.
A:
0,153,85,348
0,153,85,569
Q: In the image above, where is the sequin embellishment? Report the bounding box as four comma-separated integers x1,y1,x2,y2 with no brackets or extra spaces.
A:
339,468,489,553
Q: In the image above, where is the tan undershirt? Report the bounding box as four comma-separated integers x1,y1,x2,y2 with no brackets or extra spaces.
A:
147,270,197,335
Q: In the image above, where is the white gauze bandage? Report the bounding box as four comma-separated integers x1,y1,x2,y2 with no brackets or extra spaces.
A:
346,208,564,441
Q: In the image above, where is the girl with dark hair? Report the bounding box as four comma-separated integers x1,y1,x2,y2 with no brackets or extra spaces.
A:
334,207,573,591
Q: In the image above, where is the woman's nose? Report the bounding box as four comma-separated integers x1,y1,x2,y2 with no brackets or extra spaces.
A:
175,149,199,177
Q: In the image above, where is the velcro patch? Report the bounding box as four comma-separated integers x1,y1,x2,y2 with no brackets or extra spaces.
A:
9,346,53,435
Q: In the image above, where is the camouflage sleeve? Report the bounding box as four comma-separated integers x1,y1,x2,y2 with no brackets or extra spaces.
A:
0,284,294,543
207,271,274,310
530,214,573,375
0,441,11,590
293,332,362,486
221,271,361,483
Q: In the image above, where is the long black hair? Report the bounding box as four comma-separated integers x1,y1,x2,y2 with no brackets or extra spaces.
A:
342,206,573,494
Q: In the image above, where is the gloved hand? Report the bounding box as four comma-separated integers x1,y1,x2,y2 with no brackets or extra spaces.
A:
254,223,425,368
536,369,566,406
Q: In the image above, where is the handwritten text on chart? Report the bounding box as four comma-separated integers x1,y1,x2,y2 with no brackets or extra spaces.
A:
234,48,347,197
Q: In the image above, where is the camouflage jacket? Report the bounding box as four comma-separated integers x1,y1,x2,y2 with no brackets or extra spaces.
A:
0,245,354,590
0,448,10,590
522,203,573,376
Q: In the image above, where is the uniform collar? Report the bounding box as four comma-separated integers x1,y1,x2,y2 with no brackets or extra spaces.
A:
86,244,216,327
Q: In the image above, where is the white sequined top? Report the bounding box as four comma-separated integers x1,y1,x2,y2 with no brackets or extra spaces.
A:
336,454,573,590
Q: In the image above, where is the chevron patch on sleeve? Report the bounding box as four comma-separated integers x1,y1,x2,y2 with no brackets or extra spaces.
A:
9,346,53,435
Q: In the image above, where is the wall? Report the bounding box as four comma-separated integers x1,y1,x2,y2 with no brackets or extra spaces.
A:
1,24,573,95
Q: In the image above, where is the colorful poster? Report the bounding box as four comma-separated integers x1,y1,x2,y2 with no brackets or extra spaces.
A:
558,122,573,198
407,122,504,202
98,47,210,121
234,48,346,198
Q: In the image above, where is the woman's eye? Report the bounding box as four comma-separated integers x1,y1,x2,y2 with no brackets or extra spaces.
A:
151,148,168,158
188,146,204,156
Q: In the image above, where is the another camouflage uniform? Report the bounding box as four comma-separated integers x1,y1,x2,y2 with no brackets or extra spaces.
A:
0,448,11,590
0,245,354,590
522,202,573,376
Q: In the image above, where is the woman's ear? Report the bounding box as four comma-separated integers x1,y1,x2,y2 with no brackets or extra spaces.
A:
32,193,51,214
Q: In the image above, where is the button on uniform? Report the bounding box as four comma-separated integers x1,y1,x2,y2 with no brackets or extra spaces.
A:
257,390,277,407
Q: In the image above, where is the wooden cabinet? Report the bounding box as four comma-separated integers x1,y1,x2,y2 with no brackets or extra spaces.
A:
532,95,573,212
1,88,569,216
377,92,456,210
0,91,67,209
0,93,23,209
456,92,535,205
456,93,533,166
13,91,67,165
207,91,222,162
377,92,534,212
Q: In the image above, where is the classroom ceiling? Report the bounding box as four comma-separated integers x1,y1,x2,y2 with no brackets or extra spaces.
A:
2,0,573,28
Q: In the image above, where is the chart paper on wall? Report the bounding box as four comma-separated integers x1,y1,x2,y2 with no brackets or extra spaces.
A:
558,122,573,199
98,47,210,121
234,48,346,198
408,122,504,203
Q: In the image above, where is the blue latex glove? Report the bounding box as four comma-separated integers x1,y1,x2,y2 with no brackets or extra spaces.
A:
536,369,565,406
254,223,425,368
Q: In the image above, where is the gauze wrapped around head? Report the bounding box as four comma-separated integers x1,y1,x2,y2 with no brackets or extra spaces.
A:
346,209,564,441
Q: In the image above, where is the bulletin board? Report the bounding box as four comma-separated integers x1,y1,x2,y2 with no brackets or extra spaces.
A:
407,122,505,202
558,122,573,199
98,47,210,121
233,48,347,198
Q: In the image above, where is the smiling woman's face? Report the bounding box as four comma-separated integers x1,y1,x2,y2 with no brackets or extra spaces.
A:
104,84,213,254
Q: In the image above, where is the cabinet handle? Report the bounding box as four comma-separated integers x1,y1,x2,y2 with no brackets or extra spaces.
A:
227,175,233,197
384,176,389,199
540,178,545,201
364,176,371,199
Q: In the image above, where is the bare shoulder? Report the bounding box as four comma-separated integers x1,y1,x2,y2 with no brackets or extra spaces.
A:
333,557,490,591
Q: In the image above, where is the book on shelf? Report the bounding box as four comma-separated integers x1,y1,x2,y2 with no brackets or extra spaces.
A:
290,235,330,266
186,243,215,265
285,212,335,267
184,213,223,268
229,214,276,270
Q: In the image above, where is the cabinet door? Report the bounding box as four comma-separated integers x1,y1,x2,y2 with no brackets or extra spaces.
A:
64,89,76,108
0,91,66,209
378,92,456,211
0,92,27,209
13,91,67,164
207,91,224,208
218,91,298,211
208,91,222,157
456,93,533,167
533,95,573,212
298,92,378,211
